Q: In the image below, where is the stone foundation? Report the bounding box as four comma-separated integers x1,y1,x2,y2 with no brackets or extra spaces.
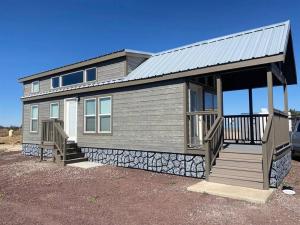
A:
22,143,291,186
270,150,292,187
81,147,205,178
22,143,53,158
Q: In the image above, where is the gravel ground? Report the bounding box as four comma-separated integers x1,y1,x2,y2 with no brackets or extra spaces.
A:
0,150,299,225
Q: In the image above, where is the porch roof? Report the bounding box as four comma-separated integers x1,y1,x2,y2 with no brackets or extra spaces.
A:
125,21,296,86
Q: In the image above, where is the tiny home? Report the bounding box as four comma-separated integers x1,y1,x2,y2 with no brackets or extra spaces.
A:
19,21,297,190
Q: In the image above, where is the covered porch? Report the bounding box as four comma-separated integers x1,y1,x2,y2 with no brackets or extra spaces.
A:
185,59,294,189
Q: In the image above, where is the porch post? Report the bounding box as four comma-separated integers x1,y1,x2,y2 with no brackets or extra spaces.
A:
216,75,224,151
267,71,274,115
248,88,254,144
283,80,289,114
216,76,223,117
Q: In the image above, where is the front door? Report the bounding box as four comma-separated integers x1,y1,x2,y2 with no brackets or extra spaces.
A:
64,98,78,142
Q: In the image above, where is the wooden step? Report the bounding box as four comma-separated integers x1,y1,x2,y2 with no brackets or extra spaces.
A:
65,152,85,160
209,174,264,189
66,142,77,149
216,158,262,170
66,147,79,154
64,157,88,165
219,152,262,160
212,166,263,179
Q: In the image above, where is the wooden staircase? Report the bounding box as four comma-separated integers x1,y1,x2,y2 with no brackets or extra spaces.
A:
41,120,87,166
209,144,264,189
54,142,88,165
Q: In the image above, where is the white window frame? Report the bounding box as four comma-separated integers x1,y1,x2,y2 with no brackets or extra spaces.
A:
30,105,39,133
50,102,60,119
61,70,84,87
51,76,60,89
31,81,40,93
84,98,97,133
84,67,97,82
98,96,112,134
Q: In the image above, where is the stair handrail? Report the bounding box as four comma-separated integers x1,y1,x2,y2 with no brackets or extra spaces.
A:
41,119,68,162
261,115,274,189
204,116,224,180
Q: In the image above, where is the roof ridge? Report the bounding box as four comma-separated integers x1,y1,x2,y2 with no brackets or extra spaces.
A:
154,20,290,56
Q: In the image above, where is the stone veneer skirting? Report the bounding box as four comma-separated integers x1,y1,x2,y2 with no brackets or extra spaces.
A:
81,147,205,178
22,143,53,158
22,143,292,185
269,150,292,188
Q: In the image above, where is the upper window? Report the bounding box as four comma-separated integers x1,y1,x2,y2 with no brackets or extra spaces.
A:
204,92,217,110
51,77,60,89
62,71,84,86
50,103,59,119
31,81,40,93
84,99,96,133
30,105,38,132
98,97,112,133
86,68,96,82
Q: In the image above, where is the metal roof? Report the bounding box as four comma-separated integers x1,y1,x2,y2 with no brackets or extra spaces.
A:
22,21,293,99
125,21,290,81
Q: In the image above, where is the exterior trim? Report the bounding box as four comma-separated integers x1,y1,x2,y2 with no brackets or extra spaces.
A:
64,98,78,142
22,54,285,102
31,81,40,93
50,76,60,89
83,98,97,134
49,102,60,119
98,96,112,134
84,67,97,82
30,105,39,133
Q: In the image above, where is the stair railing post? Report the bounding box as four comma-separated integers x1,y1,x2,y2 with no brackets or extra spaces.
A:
205,141,211,180
63,139,67,165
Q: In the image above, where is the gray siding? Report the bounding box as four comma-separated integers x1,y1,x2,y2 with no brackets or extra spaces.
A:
127,56,147,74
23,59,127,96
22,80,186,154
97,60,126,83
23,100,64,144
77,81,185,153
24,79,51,96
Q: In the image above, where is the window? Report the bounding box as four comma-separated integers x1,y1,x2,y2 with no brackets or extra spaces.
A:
30,105,38,132
50,103,59,119
31,81,40,93
61,71,84,86
51,77,60,88
204,92,217,110
84,99,96,133
98,97,112,133
86,68,96,82
297,123,300,132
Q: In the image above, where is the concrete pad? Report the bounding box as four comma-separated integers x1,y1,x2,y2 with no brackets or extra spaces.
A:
187,181,274,204
67,161,103,169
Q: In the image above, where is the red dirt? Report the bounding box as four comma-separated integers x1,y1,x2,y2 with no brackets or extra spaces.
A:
0,151,299,225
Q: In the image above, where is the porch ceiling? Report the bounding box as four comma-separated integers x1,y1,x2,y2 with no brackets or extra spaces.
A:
222,32,297,92
221,67,276,91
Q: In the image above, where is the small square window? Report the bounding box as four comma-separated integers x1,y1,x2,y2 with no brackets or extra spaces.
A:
86,68,96,82
51,77,60,88
32,81,40,93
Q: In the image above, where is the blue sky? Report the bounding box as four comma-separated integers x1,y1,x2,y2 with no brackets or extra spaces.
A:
0,0,299,126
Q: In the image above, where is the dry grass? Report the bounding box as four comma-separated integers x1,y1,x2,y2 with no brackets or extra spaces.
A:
0,135,21,145
0,135,21,153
